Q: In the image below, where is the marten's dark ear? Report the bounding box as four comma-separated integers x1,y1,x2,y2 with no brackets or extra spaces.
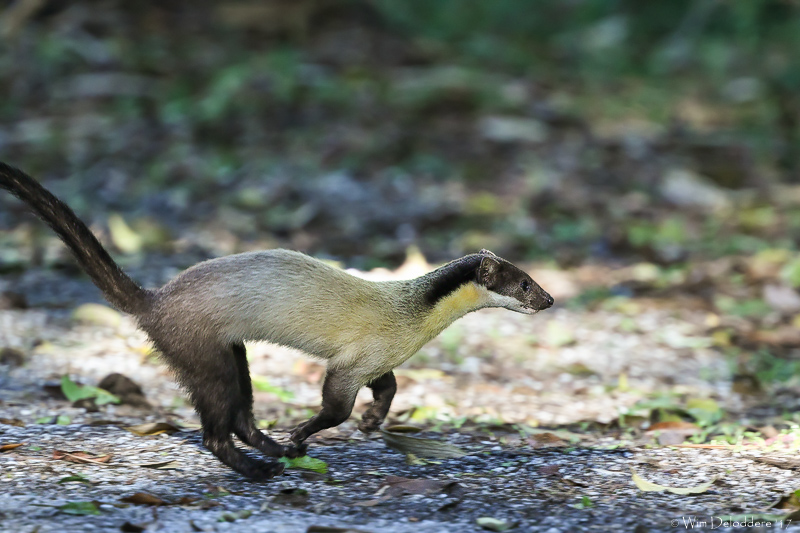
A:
479,249,497,257
477,256,502,288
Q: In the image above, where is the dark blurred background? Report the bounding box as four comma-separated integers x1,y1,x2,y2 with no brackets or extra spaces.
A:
1,0,800,291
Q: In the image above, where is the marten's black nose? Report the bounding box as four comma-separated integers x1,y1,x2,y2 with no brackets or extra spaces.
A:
544,294,554,308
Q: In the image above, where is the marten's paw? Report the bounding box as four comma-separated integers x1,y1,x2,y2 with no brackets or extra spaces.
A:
289,422,309,445
357,416,383,433
282,442,308,459
242,460,285,481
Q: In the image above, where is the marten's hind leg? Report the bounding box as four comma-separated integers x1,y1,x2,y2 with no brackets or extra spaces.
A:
230,343,307,458
162,342,285,480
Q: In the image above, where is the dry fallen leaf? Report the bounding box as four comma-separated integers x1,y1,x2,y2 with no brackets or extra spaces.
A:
527,432,569,449
120,492,168,506
0,442,25,452
53,450,112,465
355,475,459,507
646,421,700,445
754,457,800,470
124,422,182,436
647,421,700,432
353,497,390,508
758,425,779,439
382,424,423,433
770,489,800,515
211,485,245,496
135,460,180,470
380,429,466,459
630,468,716,494
749,326,800,347
523,427,587,443
669,443,750,449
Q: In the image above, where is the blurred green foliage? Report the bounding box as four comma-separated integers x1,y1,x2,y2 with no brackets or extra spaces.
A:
377,0,800,81
377,0,800,163
1,0,800,269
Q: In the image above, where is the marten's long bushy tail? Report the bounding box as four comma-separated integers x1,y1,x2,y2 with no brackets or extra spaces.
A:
0,162,152,315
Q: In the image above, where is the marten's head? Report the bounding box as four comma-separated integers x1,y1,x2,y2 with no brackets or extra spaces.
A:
421,249,553,316
475,249,553,314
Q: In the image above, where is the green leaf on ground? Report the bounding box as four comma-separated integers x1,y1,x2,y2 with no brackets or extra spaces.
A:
60,376,120,406
60,375,94,402
278,455,328,473
476,517,515,531
58,474,91,484
59,501,101,515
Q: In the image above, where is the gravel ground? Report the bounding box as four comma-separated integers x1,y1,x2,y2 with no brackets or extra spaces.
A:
2,422,800,533
2,273,800,532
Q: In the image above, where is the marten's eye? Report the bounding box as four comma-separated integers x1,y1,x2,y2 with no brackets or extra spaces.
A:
521,280,531,292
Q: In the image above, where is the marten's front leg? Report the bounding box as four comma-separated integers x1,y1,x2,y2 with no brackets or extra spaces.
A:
289,367,358,445
358,371,396,433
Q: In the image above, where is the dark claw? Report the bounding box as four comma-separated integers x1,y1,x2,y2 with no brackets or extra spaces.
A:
289,423,307,445
282,442,308,459
247,460,285,481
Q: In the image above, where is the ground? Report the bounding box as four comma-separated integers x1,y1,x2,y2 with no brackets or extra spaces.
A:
2,266,800,532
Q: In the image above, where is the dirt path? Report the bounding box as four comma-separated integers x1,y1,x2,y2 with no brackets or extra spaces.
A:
2,272,799,532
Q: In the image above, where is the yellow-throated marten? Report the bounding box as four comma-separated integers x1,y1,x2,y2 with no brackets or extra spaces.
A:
0,162,554,480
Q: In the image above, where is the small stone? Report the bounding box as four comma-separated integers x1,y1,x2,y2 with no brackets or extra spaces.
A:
660,169,731,210
0,347,25,367
763,284,800,314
